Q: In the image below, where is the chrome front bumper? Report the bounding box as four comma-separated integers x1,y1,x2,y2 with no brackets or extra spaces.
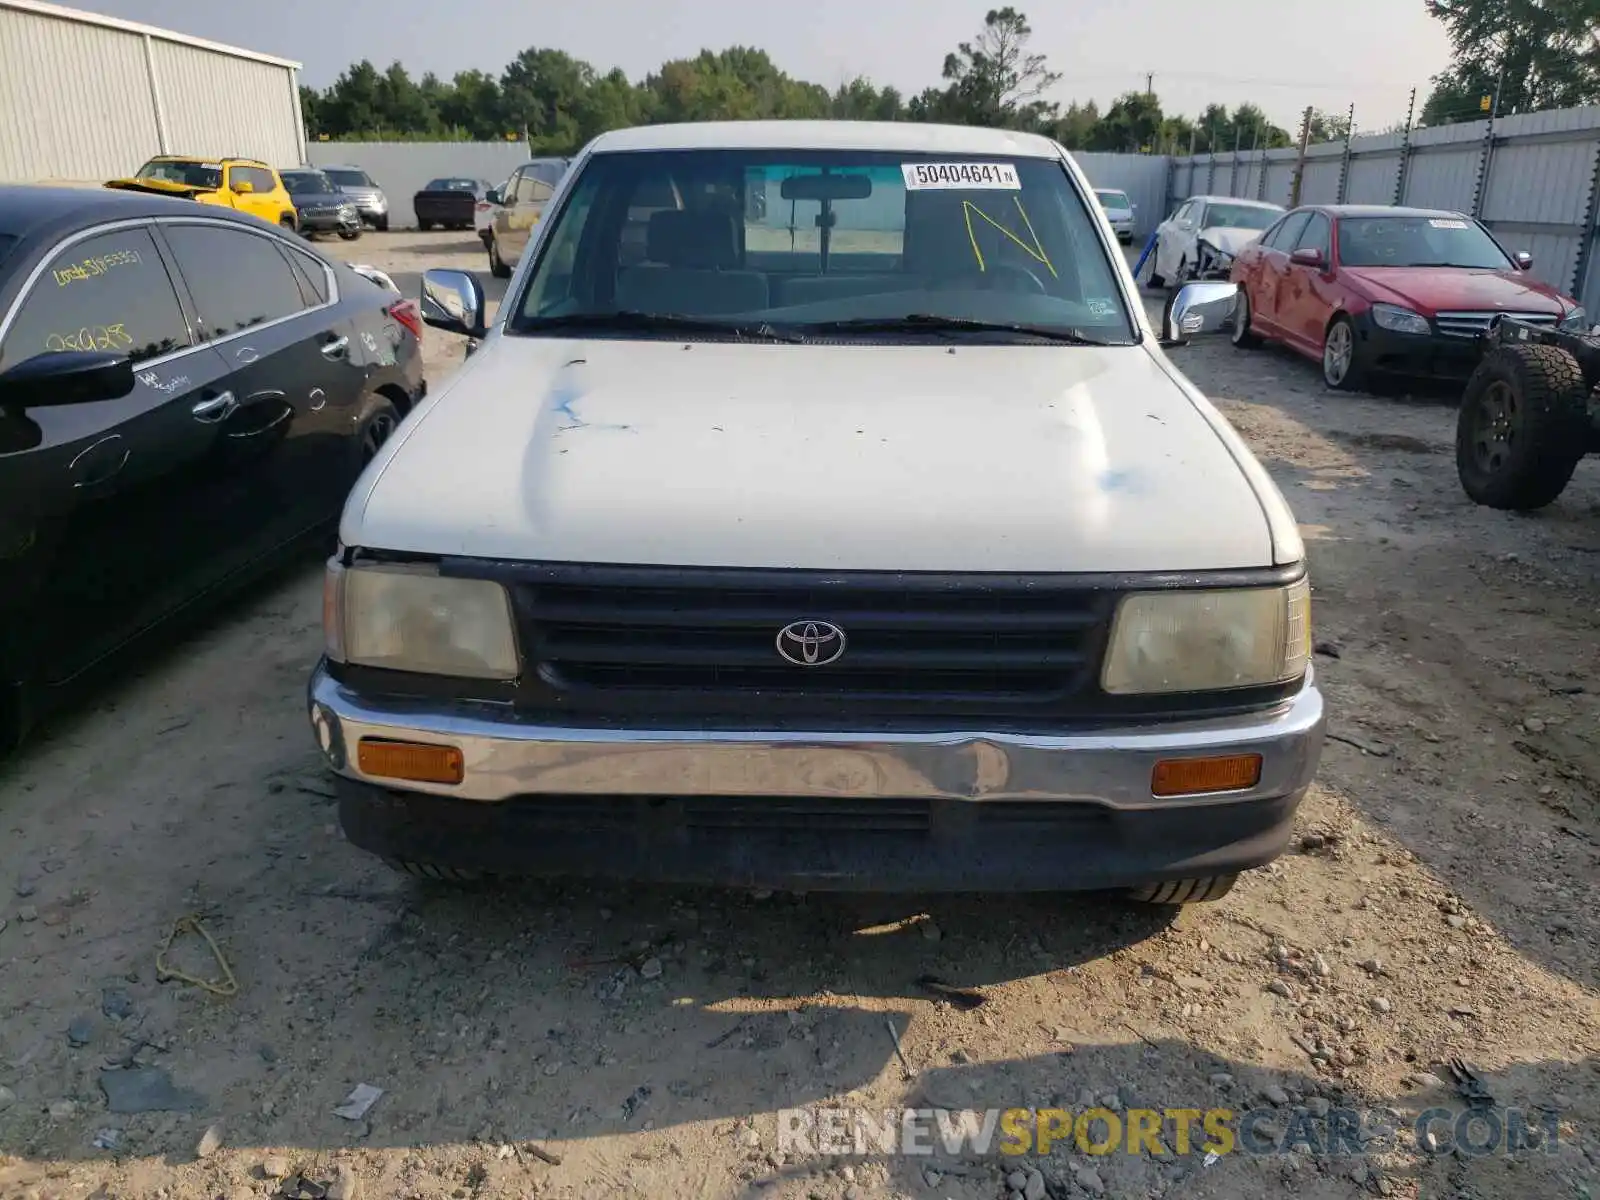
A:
307,662,1325,810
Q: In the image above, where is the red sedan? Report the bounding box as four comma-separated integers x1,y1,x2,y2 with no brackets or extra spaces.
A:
1227,204,1588,390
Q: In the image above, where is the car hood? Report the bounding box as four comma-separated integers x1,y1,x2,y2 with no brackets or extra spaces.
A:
346,338,1279,572
1341,266,1568,314
1198,227,1266,255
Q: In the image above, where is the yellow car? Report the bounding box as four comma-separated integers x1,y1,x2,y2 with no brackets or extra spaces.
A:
105,156,298,231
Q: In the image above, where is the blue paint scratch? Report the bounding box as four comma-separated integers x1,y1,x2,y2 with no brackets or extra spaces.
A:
545,361,632,433
1099,469,1139,493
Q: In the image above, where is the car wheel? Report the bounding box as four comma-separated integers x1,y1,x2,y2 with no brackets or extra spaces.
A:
1230,289,1261,349
488,235,511,279
278,214,297,233
1322,314,1368,391
1146,243,1166,290
338,227,361,242
375,216,389,232
417,219,432,232
358,397,401,465
385,858,490,886
1456,342,1589,511
1126,874,1239,905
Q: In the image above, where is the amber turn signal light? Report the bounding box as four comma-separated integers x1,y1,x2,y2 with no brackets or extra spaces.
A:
1151,753,1263,797
357,738,465,785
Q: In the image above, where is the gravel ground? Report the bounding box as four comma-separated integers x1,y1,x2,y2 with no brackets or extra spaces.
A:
2,231,1599,1200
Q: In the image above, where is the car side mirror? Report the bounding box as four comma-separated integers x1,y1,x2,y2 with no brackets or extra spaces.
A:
1290,247,1325,269
1515,251,1534,270
1161,281,1240,346
0,350,136,408
233,180,254,194
421,268,487,338
486,188,503,206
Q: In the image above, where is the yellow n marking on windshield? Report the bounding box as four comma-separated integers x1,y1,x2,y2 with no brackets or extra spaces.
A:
961,197,1058,278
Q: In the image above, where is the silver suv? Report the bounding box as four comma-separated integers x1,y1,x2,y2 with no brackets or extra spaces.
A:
321,165,389,231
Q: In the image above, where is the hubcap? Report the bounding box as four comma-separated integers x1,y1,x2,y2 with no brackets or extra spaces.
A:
1471,380,1519,475
1324,323,1352,385
361,411,397,462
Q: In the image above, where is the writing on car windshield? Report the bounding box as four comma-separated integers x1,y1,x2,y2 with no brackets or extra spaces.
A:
511,148,1135,343
284,171,337,195
1336,216,1511,270
1201,204,1278,230
135,159,221,189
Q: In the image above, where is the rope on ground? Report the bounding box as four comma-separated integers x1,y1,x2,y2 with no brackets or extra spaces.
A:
155,913,239,997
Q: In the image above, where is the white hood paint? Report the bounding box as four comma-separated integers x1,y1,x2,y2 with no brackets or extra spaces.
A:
1198,227,1265,256
347,337,1278,573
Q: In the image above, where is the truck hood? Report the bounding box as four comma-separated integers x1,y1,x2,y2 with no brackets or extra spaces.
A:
347,338,1278,572
1341,266,1568,315
104,177,211,199
1198,227,1266,256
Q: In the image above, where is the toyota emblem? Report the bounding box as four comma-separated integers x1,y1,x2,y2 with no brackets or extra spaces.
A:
775,620,847,667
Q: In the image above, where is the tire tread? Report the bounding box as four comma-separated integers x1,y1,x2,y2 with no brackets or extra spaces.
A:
1456,342,1589,511
1127,874,1239,905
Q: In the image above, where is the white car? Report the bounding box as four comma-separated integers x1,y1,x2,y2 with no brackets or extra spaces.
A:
1094,187,1136,243
308,120,1325,904
1149,194,1284,289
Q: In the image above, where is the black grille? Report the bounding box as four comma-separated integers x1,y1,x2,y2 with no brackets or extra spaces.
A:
507,566,1115,721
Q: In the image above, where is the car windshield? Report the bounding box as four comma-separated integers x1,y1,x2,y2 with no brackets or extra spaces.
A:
426,178,478,191
135,159,221,189
1336,215,1511,270
1096,190,1129,208
1201,203,1279,230
283,171,336,195
511,148,1137,344
325,169,373,188
526,161,568,186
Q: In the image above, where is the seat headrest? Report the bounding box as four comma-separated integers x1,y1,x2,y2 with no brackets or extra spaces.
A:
646,209,739,269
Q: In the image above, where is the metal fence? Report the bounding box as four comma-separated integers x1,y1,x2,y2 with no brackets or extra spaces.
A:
1161,105,1600,315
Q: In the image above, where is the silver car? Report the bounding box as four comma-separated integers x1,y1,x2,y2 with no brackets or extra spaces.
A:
1095,188,1136,244
321,165,389,231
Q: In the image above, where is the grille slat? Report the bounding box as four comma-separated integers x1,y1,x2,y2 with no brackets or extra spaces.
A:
1434,310,1559,339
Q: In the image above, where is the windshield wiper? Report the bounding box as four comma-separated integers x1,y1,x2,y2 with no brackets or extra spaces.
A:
798,314,1117,344
520,311,803,343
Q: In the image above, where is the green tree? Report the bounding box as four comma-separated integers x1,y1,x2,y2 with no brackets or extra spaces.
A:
1422,0,1600,124
500,48,597,151
1087,92,1163,152
321,60,385,136
1052,100,1100,148
1305,107,1351,144
929,8,1061,130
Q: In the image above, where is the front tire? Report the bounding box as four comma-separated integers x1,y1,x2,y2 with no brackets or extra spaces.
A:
278,214,297,234
1231,290,1261,349
385,859,489,886
488,235,511,279
358,397,401,466
1456,342,1590,511
1127,874,1239,905
338,227,360,242
417,218,432,232
1322,314,1368,391
375,216,389,232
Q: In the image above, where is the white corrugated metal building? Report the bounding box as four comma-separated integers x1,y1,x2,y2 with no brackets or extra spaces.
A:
0,0,305,184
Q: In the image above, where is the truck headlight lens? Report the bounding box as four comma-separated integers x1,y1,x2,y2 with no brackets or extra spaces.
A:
1102,578,1311,694
325,560,519,680
1559,306,1589,332
1370,303,1431,335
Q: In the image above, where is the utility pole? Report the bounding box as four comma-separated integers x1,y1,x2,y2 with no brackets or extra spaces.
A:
1145,72,1154,98
1393,87,1417,206
1336,103,1356,203
1289,105,1313,207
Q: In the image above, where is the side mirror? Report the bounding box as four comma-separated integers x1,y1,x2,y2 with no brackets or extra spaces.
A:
1515,251,1534,270
486,188,503,206
1162,281,1239,346
0,350,135,408
233,180,255,195
1290,247,1325,269
421,268,487,338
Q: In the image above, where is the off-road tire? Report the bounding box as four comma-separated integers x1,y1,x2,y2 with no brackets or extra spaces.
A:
1456,342,1590,511
1231,289,1261,348
1127,874,1239,905
384,859,489,886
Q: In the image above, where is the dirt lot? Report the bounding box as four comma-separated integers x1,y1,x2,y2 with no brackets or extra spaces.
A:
3,231,1600,1200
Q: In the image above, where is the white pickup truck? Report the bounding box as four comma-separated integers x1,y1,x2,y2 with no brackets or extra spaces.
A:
307,120,1326,904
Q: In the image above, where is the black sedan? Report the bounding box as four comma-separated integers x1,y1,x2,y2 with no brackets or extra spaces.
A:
413,177,488,231
281,168,363,240
0,186,426,755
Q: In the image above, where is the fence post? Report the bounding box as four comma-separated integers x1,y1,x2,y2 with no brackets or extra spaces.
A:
1393,88,1417,206
1289,107,1313,207
1257,147,1269,200
1335,104,1355,203
1471,106,1497,219
1569,139,1600,310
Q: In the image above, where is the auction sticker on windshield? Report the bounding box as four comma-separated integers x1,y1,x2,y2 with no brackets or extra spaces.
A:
1429,218,1470,230
902,162,1021,190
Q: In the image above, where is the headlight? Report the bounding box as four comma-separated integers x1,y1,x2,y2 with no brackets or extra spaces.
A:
324,560,519,679
1369,303,1431,335
1102,579,1311,695
1559,306,1588,332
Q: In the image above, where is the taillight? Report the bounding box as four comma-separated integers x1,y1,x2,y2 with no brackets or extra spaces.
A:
387,299,423,340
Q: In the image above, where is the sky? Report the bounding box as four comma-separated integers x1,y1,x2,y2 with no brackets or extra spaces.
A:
77,0,1455,135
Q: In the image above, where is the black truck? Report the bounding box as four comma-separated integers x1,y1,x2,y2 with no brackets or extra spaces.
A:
412,177,488,232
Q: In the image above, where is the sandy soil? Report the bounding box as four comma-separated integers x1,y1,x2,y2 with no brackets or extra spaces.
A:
2,232,1599,1200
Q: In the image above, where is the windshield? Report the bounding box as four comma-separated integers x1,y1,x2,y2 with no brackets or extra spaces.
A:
511,148,1136,344
1337,215,1511,270
283,171,336,195
426,178,479,192
135,159,221,189
526,161,568,186
1201,203,1279,231
1095,190,1130,208
325,169,373,189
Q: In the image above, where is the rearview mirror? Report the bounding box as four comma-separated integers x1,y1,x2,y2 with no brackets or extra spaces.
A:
1290,247,1325,269
421,268,487,338
1162,281,1239,346
0,350,136,408
780,173,873,202
233,180,255,195
1514,250,1534,270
